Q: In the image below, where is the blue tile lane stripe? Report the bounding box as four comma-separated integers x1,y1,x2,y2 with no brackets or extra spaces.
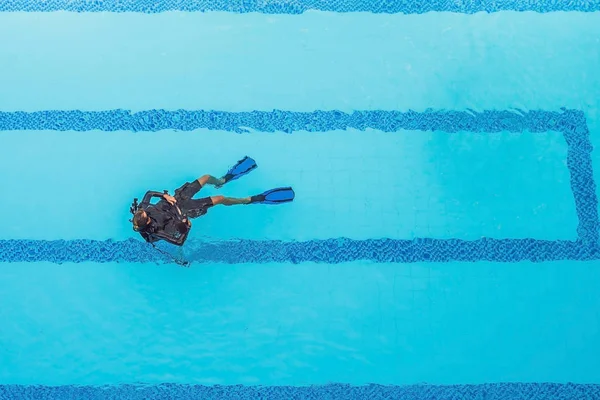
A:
562,112,599,244
0,108,597,264
0,238,598,264
0,108,589,134
1,0,600,14
0,382,599,399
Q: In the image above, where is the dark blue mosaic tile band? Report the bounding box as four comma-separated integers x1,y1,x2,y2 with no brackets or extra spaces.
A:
0,237,598,264
1,383,599,400
0,108,590,134
561,111,598,244
2,0,600,14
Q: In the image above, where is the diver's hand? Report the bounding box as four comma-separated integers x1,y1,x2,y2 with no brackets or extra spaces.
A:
163,194,177,205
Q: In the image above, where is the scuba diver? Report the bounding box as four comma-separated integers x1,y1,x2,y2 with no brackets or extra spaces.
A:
129,156,295,247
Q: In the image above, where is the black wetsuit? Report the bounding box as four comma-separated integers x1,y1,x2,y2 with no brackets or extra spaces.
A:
138,180,214,246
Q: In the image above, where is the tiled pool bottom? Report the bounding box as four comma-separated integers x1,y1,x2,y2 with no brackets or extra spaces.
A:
1,108,598,266
1,0,600,13
1,383,598,399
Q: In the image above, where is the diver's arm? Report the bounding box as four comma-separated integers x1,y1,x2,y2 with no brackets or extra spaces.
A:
140,191,166,207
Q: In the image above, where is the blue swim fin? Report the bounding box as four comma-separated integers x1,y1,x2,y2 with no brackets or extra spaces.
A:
250,187,295,204
221,156,257,185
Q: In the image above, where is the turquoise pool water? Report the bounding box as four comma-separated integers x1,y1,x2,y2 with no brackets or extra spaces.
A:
1,3,600,398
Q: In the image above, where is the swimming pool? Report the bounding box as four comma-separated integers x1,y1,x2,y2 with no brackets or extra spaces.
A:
1,1,600,398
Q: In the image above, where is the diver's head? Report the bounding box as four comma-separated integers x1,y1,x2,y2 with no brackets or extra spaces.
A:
133,209,151,231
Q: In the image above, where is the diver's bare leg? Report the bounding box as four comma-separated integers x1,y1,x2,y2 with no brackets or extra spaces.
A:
210,195,251,206
197,174,225,187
